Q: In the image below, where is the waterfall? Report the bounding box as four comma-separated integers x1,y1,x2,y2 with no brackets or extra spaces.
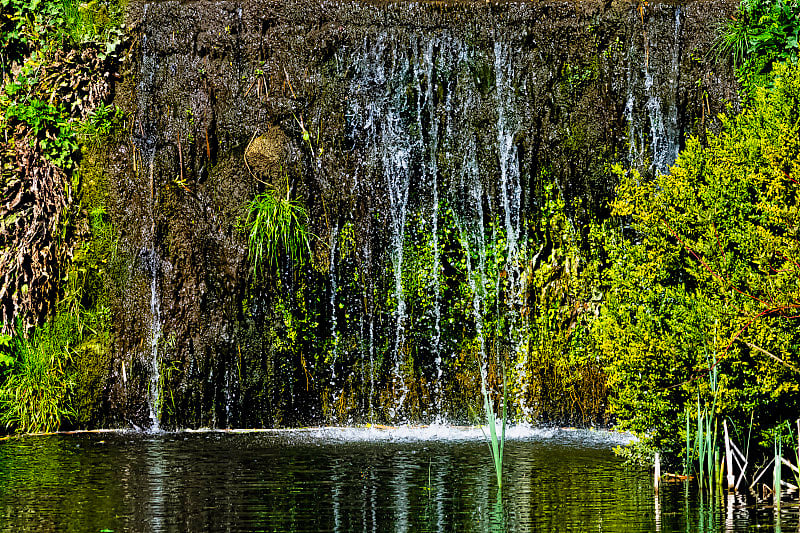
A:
493,41,529,418
348,34,415,417
135,5,162,431
115,0,731,428
493,42,522,260
329,222,341,416
627,5,684,174
347,31,532,420
416,40,444,418
329,222,339,380
147,242,161,431
457,131,490,391
145,145,162,432
383,103,412,416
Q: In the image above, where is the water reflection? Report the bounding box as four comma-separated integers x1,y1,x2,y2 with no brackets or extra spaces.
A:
146,439,167,532
0,428,797,532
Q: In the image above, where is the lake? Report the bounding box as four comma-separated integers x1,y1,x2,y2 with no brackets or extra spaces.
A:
0,426,795,532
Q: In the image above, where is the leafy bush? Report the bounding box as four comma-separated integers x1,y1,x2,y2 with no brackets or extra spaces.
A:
0,0,62,69
1,0,122,68
4,99,78,168
599,61,800,463
718,0,800,91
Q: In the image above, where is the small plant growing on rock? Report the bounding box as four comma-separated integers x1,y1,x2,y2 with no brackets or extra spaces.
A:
244,176,312,281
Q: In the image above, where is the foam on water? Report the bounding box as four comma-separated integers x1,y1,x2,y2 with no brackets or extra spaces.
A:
174,424,636,447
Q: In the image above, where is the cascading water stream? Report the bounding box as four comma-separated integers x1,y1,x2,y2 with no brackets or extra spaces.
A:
493,41,528,418
329,222,339,380
131,139,162,433
348,33,416,418
328,222,342,415
135,6,162,431
456,132,490,395
414,39,444,418
645,11,682,174
147,211,162,431
368,315,375,421
384,106,412,417
493,42,522,261
123,4,163,432
627,5,684,174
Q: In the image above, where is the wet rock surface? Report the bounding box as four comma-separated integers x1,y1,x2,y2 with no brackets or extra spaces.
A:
100,0,738,429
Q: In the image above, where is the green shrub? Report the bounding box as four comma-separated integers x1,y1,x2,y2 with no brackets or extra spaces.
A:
0,0,62,69
718,0,800,92
600,61,800,463
4,99,78,168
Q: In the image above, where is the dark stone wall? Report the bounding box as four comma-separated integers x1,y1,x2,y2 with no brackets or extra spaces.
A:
98,0,738,429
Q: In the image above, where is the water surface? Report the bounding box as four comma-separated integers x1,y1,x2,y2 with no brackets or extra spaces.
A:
0,426,795,532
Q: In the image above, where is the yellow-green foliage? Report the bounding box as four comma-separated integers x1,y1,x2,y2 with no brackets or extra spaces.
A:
598,61,800,459
0,0,123,432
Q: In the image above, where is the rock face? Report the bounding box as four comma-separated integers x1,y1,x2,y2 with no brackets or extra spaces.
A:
100,0,738,429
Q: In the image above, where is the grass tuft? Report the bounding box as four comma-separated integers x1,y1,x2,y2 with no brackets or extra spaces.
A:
244,178,311,281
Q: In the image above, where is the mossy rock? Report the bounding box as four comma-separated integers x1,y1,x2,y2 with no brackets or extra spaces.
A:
70,333,114,427
244,125,289,183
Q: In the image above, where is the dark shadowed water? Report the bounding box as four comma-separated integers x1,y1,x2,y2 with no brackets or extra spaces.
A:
0,426,796,532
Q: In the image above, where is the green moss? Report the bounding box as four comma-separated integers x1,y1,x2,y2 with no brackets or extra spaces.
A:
68,310,113,426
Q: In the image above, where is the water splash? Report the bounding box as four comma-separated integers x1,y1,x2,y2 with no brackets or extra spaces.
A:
210,424,636,447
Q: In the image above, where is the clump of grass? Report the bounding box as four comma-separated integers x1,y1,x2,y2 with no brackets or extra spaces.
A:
244,178,311,280
77,102,124,148
694,356,720,489
0,318,77,433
